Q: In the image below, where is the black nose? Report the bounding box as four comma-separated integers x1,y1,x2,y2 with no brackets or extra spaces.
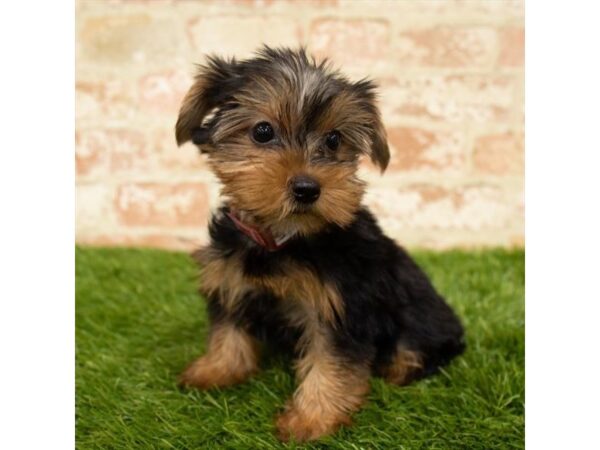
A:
291,175,320,204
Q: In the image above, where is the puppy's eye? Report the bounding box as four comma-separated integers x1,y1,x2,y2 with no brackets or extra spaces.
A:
252,122,275,143
325,130,341,151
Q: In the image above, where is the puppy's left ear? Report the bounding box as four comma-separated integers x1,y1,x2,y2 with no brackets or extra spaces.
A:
368,112,390,172
353,80,390,172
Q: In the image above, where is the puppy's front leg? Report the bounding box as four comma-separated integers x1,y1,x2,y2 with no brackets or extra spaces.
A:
276,329,370,442
179,321,259,389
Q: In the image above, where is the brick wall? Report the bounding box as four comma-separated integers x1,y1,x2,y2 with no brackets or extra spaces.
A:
76,0,524,250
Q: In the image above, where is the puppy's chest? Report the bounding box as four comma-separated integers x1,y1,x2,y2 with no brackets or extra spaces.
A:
198,248,344,324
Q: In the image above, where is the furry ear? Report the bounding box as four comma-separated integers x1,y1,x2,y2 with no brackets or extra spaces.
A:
175,56,239,146
352,80,390,172
369,113,390,172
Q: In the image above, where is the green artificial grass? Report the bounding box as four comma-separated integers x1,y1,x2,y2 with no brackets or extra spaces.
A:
76,247,524,449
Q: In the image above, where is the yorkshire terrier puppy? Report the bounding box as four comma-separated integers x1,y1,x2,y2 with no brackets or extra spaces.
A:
175,46,465,442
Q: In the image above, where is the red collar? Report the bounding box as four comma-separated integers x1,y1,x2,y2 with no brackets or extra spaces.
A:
226,211,294,252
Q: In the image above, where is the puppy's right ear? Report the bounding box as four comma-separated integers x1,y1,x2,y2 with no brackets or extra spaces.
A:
175,56,238,146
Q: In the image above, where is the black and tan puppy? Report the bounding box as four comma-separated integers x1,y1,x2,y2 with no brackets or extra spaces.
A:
175,46,465,442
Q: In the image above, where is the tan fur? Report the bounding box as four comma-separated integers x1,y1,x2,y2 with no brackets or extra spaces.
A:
195,247,251,312
315,91,373,150
179,322,259,389
209,148,364,237
276,325,370,442
313,86,389,170
382,346,423,386
196,246,344,325
250,264,344,326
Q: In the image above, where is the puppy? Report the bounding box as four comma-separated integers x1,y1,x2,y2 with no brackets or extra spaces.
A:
175,46,465,442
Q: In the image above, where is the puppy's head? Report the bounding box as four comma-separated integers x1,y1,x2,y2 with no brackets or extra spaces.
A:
176,46,389,236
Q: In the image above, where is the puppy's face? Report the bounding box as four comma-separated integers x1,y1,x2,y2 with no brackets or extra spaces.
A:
176,47,389,236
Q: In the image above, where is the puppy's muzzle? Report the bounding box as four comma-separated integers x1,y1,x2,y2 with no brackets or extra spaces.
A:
290,175,320,204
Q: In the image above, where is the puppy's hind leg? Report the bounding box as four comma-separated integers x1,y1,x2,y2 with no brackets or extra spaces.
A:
380,345,424,386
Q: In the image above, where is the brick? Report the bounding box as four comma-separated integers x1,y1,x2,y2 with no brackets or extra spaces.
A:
75,79,137,122
395,26,497,67
473,132,524,175
138,70,192,115
218,0,337,6
365,183,515,230
76,129,151,178
387,127,466,173
109,133,155,175
335,0,523,20
76,184,116,234
460,0,524,18
187,17,302,57
76,130,109,178
309,19,390,66
79,14,187,68
380,75,515,124
498,27,525,67
75,127,208,177
114,183,209,227
106,0,174,4
151,128,209,173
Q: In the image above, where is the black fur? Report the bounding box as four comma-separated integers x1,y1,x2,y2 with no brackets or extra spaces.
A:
198,205,465,382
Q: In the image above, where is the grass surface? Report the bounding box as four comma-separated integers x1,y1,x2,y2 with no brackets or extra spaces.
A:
76,247,524,449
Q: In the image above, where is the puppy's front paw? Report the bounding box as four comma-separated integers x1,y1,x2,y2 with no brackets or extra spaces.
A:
178,356,251,389
275,405,350,442
178,356,221,389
